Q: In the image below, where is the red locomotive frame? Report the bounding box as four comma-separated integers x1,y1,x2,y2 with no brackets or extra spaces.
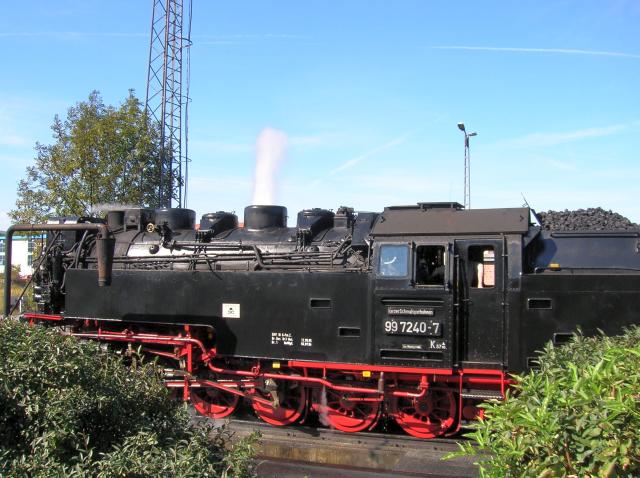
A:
25,313,510,438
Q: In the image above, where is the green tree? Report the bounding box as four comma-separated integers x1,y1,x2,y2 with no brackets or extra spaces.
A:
10,90,163,224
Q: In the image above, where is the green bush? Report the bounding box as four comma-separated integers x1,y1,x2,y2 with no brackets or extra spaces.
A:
0,319,257,477
450,327,640,477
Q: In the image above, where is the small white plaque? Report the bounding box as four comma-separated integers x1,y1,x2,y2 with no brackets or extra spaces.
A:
222,303,240,319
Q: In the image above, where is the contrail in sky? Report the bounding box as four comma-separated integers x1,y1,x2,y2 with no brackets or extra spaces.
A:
498,123,630,148
330,131,414,175
308,130,414,189
0,31,146,38
430,46,640,60
0,32,308,42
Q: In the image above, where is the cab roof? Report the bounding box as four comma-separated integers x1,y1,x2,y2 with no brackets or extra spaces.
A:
371,203,531,236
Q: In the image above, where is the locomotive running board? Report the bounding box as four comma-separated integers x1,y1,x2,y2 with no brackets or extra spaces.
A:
460,389,504,400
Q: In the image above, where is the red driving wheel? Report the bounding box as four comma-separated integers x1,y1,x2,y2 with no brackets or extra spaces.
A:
191,385,240,419
391,387,457,438
314,387,380,433
252,380,307,426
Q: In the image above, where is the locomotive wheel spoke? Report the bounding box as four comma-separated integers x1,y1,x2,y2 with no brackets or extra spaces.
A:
315,387,380,433
191,386,239,419
252,380,307,426
391,387,457,439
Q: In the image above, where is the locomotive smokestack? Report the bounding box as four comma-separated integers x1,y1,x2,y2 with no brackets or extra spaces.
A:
251,127,288,206
244,205,287,230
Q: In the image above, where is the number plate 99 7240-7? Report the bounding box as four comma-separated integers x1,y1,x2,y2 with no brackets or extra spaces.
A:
383,319,441,336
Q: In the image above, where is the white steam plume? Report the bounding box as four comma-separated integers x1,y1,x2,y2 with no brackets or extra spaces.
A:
251,127,288,205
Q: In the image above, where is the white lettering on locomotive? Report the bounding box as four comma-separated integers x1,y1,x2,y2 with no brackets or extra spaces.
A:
387,306,435,316
401,344,423,350
384,319,442,336
271,332,294,346
428,339,447,350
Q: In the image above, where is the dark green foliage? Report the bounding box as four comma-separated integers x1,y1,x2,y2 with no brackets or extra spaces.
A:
449,327,640,477
10,90,164,224
0,319,257,477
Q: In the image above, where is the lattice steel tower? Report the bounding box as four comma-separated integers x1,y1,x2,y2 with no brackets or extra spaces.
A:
145,0,193,208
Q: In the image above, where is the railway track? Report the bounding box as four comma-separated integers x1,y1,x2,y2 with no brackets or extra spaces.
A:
193,408,479,477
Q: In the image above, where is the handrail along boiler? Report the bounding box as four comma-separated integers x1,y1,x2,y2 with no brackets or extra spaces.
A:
6,202,640,438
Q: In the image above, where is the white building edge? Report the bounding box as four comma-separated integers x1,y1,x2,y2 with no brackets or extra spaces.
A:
0,232,42,278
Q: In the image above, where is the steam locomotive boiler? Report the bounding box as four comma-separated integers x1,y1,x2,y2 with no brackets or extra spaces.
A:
5,202,640,438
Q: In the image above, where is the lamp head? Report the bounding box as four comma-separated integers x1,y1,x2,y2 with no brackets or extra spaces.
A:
457,122,466,132
468,132,478,137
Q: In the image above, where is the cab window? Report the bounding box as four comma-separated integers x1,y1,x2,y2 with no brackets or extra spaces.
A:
377,245,409,277
469,246,495,288
415,245,446,286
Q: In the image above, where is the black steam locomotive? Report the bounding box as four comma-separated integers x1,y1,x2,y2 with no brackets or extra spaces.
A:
5,202,640,438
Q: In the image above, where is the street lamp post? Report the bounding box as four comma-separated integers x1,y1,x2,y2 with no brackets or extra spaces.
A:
457,122,477,209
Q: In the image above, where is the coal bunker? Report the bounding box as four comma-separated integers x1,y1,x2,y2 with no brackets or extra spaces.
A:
536,207,639,231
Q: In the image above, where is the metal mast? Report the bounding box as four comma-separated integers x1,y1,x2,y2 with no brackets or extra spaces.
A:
145,0,193,208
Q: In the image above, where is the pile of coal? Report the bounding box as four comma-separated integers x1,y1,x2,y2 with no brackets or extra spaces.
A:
536,208,639,231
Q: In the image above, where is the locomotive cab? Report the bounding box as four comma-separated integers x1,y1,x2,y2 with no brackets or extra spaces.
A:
370,202,530,372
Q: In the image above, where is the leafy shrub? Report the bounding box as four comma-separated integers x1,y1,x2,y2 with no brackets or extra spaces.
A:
0,319,257,477
450,327,640,477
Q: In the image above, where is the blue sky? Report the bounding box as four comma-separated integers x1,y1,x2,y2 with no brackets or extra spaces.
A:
1,0,639,228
